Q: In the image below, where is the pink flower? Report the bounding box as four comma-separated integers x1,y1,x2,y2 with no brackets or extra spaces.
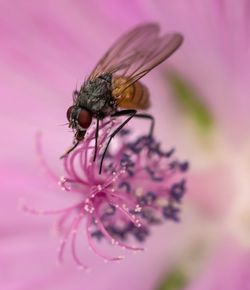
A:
186,237,250,290
1,0,250,289
22,120,188,268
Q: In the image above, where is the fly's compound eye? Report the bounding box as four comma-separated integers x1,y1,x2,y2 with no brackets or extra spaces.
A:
66,106,92,131
67,106,74,122
77,109,92,130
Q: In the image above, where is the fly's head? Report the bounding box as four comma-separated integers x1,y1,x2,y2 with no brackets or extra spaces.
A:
66,105,93,141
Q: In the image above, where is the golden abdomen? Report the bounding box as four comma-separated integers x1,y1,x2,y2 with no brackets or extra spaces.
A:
112,77,150,110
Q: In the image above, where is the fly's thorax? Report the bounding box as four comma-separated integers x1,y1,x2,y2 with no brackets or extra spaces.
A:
76,74,117,117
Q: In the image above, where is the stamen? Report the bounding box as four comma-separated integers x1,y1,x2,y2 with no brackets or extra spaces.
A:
86,215,123,261
28,120,188,267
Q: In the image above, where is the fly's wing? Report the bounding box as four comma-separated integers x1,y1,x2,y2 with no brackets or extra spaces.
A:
88,23,183,96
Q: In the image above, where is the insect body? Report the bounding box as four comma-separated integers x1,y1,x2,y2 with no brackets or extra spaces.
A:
64,23,183,172
113,76,150,110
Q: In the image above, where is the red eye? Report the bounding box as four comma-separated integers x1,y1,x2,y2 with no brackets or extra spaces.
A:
67,106,74,121
77,109,92,129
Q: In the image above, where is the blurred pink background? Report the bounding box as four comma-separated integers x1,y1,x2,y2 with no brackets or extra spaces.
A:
1,0,250,289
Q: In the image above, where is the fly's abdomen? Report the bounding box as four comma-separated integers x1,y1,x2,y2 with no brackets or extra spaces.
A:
112,77,150,110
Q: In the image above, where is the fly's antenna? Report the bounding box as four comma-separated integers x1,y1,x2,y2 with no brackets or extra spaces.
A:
58,122,70,126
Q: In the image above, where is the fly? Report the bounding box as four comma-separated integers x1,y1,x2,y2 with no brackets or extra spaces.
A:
62,23,183,173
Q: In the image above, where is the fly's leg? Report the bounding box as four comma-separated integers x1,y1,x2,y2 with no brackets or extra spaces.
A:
133,113,154,136
60,141,79,159
99,109,137,174
93,118,100,162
